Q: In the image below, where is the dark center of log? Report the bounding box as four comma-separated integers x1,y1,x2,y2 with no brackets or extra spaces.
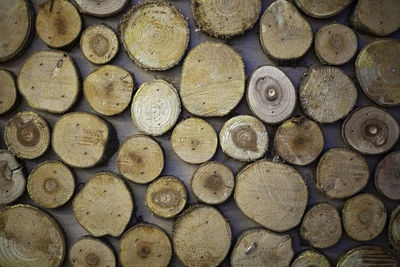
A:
232,125,258,152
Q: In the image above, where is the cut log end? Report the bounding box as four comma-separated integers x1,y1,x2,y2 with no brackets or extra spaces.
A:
0,150,25,205
389,205,400,252
337,246,397,267
375,151,400,201
291,250,331,267
69,237,115,267
0,70,18,115
74,0,129,17
294,0,353,18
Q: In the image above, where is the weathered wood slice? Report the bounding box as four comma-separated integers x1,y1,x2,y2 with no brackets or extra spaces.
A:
219,115,269,162
173,205,231,267
131,79,180,136
0,70,18,115
375,151,400,201
0,204,65,267
18,50,80,113
84,65,134,116
316,148,369,199
0,150,25,205
191,0,261,39
72,172,133,237
231,228,293,267
355,39,400,107
291,250,331,267
70,236,115,267
337,246,397,267
342,106,399,155
171,118,218,164
294,0,352,18
119,1,189,71
190,161,234,205
74,0,129,17
389,205,400,252
259,0,313,63
119,224,172,267
27,160,75,209
234,160,308,232
5,111,50,159
80,24,119,65
180,42,245,117
342,193,386,241
274,117,324,166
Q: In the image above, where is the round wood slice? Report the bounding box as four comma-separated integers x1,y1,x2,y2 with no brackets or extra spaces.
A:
80,24,119,65
389,205,400,252
316,148,369,199
117,135,164,184
342,193,387,241
355,39,400,107
259,0,313,63
219,115,269,162
191,0,261,39
171,118,218,164
230,228,293,267
274,117,324,166
70,236,115,267
342,106,400,155
234,160,308,232
180,41,245,117
0,70,18,115
72,172,133,237
375,151,400,201
119,224,172,267
0,204,65,267
119,1,189,71
5,111,50,159
294,0,353,18
291,250,331,267
315,24,358,66
18,50,80,113
84,65,134,116
246,65,296,124
131,79,180,136
337,246,397,267
0,150,25,205
52,112,110,168
173,205,232,267
27,160,75,209
190,161,234,205
74,0,129,17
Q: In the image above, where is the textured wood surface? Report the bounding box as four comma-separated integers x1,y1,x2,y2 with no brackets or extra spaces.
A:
73,0,128,17
375,151,400,201
69,236,116,267
291,250,331,267
0,70,18,115
0,150,25,204
294,0,352,18
337,246,398,267
389,205,400,253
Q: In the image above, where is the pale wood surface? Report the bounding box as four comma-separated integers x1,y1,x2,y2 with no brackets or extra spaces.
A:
0,150,25,204
294,0,352,18
0,70,18,115
73,0,128,17
291,250,331,267
69,236,116,267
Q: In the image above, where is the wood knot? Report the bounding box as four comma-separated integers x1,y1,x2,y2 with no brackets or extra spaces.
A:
232,125,258,152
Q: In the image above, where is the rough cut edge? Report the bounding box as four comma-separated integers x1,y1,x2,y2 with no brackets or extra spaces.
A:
73,0,129,18
294,0,353,19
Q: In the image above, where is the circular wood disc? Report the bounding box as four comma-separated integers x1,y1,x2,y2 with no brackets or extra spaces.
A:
342,193,387,241
0,204,65,267
291,250,331,267
191,0,261,39
300,66,357,123
171,118,218,164
219,115,269,162
294,0,353,18
18,50,80,113
119,1,189,71
191,161,234,205
316,148,369,199
131,79,180,136
355,39,400,107
119,224,172,267
180,41,245,117
234,160,308,232
337,246,397,267
84,65,134,116
259,0,313,62
27,160,75,209
70,236,115,267
72,172,133,237
5,111,50,159
389,205,400,252
0,150,25,205
231,228,293,267
0,70,18,115
274,117,324,166
246,65,296,124
52,112,109,168
173,204,232,267
315,23,358,66
74,0,129,17
117,135,164,184
375,151,400,201
342,106,400,155
80,24,119,65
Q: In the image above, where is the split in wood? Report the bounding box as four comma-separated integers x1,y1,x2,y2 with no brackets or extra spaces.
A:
0,150,25,205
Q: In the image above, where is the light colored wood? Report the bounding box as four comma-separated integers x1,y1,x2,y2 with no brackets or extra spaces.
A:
119,1,189,71
291,250,331,267
173,204,231,267
69,236,115,267
131,79,180,136
73,0,129,17
0,70,18,115
234,160,308,232
337,246,397,267
171,118,218,164
27,160,75,209
0,204,65,267
389,205,400,252
294,0,352,18
84,65,134,116
0,150,25,205
180,41,245,117
231,228,293,267
375,151,400,201
342,193,386,241
72,172,133,237
316,148,369,199
18,50,80,113
219,115,269,162
117,135,164,184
